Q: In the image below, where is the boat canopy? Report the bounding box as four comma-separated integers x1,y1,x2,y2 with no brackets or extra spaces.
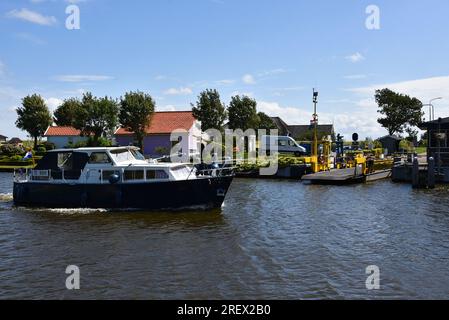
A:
35,151,89,172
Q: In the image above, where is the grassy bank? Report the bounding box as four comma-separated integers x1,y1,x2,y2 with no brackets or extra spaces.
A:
0,165,35,172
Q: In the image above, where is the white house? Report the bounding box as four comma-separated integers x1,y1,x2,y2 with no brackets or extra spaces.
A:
114,111,205,157
44,126,89,149
44,112,206,156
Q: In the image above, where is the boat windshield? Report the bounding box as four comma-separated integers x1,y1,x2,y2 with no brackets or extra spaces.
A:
109,149,145,163
130,149,146,160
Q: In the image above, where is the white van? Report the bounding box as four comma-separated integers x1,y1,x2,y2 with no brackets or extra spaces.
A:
260,136,307,157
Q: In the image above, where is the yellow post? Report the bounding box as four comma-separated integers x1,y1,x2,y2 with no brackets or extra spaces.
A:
312,89,319,173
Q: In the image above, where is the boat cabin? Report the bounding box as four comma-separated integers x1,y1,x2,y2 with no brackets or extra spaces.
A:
29,147,193,184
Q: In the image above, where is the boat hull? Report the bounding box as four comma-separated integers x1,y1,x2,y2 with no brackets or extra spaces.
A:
13,176,234,210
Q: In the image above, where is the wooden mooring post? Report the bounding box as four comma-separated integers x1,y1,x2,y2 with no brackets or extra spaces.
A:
412,157,419,188
428,157,436,189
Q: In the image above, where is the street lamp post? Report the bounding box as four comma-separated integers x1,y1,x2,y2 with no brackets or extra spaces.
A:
430,97,443,121
422,98,443,122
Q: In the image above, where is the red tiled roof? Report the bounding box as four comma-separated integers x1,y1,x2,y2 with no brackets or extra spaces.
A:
44,126,82,137
115,111,196,135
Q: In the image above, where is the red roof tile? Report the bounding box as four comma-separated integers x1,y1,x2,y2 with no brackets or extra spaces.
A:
115,111,196,135
44,126,82,137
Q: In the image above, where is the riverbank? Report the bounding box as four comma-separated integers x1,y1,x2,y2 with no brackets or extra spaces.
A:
0,165,34,173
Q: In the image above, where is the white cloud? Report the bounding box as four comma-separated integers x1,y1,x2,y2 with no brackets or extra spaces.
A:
159,105,178,111
345,52,365,63
349,75,449,127
230,91,254,98
163,87,193,95
257,101,311,124
349,76,449,112
30,0,88,3
257,100,385,139
356,98,376,108
242,74,256,85
65,0,87,3
344,74,367,80
7,8,57,26
349,76,449,101
54,75,114,82
155,75,168,80
45,97,63,111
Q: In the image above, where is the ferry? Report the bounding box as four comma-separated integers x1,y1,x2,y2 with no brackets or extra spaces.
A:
13,147,234,210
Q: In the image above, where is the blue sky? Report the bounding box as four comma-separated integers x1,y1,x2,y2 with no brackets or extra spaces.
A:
1,0,449,139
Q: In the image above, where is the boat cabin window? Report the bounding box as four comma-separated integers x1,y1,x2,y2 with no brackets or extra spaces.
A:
110,149,137,163
57,153,73,170
131,149,145,161
89,152,112,164
146,170,169,180
124,170,145,181
171,165,192,179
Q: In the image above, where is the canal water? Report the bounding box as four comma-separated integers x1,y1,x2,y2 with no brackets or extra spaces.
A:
1,171,449,299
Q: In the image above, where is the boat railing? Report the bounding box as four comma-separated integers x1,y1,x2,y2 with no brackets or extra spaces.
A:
14,168,84,183
14,165,235,184
195,164,235,178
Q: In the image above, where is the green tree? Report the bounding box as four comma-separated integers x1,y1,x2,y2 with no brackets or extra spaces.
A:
227,95,260,131
191,89,227,131
73,92,119,146
54,98,82,126
376,88,423,136
119,91,155,152
16,94,53,149
257,112,276,131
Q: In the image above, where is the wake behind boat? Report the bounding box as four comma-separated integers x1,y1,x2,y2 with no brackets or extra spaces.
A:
13,147,234,210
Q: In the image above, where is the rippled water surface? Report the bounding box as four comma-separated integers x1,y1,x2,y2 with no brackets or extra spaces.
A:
1,172,449,299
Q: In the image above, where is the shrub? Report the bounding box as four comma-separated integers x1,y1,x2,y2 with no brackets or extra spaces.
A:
40,142,56,151
155,146,169,156
93,137,113,147
67,140,88,148
37,146,46,154
10,155,24,161
0,144,24,156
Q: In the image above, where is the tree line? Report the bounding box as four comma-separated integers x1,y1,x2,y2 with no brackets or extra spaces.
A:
16,91,156,151
15,89,276,151
15,87,424,151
